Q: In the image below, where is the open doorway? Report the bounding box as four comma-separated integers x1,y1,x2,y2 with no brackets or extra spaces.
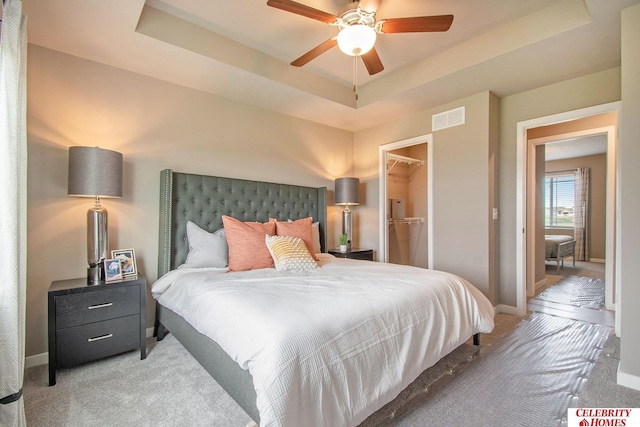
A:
536,133,609,284
379,134,433,267
516,102,620,332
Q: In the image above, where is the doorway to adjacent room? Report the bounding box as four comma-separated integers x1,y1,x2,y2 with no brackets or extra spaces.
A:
516,101,620,333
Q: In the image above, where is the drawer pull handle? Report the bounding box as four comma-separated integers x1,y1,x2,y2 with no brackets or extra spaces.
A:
88,302,113,310
88,334,113,343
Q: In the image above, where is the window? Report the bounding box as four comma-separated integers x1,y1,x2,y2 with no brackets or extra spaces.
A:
545,172,575,228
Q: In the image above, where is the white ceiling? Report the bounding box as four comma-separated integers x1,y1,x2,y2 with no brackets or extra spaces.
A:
22,0,640,131
545,134,608,161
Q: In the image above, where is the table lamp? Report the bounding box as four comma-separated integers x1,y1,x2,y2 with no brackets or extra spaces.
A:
335,177,360,250
68,146,123,284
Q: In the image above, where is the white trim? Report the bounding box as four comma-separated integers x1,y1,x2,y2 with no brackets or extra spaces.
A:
516,120,527,315
379,134,433,266
617,364,640,392
516,101,621,318
25,352,48,369
427,139,434,269
26,327,156,368
494,304,519,316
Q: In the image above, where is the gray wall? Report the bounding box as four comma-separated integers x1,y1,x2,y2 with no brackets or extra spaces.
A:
431,93,498,301
619,3,640,382
355,91,499,303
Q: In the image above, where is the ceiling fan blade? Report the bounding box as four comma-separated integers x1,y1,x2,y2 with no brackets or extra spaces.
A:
291,38,338,67
380,15,454,33
361,47,384,75
358,0,382,14
267,0,337,24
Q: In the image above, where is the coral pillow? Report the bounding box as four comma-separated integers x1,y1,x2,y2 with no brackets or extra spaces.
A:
272,217,319,261
222,215,276,272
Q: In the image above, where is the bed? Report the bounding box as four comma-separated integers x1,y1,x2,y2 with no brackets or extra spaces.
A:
545,234,576,271
152,169,495,427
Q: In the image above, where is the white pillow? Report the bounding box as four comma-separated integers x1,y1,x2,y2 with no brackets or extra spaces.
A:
180,221,228,268
265,235,318,271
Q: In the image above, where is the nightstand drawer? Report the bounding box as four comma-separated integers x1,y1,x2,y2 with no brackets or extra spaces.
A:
56,314,140,367
55,285,140,329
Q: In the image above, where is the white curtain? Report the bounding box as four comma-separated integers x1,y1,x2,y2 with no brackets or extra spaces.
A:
0,0,28,425
574,167,590,262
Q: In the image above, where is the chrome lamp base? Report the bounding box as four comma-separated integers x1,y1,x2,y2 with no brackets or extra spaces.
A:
87,198,109,285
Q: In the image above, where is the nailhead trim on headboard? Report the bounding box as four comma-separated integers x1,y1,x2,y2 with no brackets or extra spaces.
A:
157,169,328,277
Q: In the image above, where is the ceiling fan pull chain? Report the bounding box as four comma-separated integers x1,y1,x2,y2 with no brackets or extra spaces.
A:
353,55,359,101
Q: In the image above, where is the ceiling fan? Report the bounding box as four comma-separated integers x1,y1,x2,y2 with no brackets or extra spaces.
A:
266,0,454,75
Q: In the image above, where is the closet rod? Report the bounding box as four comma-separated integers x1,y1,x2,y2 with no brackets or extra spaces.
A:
387,153,424,174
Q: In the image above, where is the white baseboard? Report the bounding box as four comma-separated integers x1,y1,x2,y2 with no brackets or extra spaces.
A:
589,258,605,264
25,352,48,369
494,304,519,315
25,327,156,369
535,278,547,290
617,364,640,392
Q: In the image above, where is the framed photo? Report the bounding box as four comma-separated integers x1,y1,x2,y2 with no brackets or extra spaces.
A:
104,258,123,282
111,248,138,277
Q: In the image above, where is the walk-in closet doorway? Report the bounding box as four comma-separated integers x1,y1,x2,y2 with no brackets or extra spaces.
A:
379,134,433,268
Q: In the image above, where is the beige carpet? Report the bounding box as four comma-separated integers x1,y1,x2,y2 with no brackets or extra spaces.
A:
24,314,521,427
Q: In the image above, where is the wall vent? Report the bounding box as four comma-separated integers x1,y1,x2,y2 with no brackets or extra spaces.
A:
432,106,465,131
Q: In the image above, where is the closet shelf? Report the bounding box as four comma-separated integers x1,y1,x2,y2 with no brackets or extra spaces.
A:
388,217,424,225
387,153,424,174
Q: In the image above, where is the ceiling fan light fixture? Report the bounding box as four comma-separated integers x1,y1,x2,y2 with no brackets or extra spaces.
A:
337,24,376,56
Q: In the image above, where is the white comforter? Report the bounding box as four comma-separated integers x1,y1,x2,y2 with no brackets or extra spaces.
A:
152,254,494,427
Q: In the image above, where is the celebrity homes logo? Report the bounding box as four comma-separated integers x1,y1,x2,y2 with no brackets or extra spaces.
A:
568,408,640,426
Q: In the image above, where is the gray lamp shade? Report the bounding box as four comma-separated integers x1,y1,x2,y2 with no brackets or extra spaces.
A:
68,146,123,198
335,177,360,205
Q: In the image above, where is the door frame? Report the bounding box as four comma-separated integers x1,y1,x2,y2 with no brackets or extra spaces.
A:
516,102,620,331
379,134,433,266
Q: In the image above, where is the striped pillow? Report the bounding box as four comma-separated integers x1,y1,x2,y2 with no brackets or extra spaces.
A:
265,235,318,271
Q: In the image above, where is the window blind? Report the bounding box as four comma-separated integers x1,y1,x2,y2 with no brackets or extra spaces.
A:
545,172,576,227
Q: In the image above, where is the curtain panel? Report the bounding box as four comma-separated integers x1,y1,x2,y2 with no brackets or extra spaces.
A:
574,167,590,262
0,0,28,425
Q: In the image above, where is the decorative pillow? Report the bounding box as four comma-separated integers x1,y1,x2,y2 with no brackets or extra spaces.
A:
180,221,228,268
222,215,276,272
273,217,319,260
288,219,321,254
265,235,318,271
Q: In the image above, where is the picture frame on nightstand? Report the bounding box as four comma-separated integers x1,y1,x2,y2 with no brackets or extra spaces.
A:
111,248,137,277
104,258,123,282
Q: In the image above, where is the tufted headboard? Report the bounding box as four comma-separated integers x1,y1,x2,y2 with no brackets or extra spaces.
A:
157,169,328,277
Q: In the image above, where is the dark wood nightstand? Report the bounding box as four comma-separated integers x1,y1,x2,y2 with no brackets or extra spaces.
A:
328,248,374,261
48,276,147,386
